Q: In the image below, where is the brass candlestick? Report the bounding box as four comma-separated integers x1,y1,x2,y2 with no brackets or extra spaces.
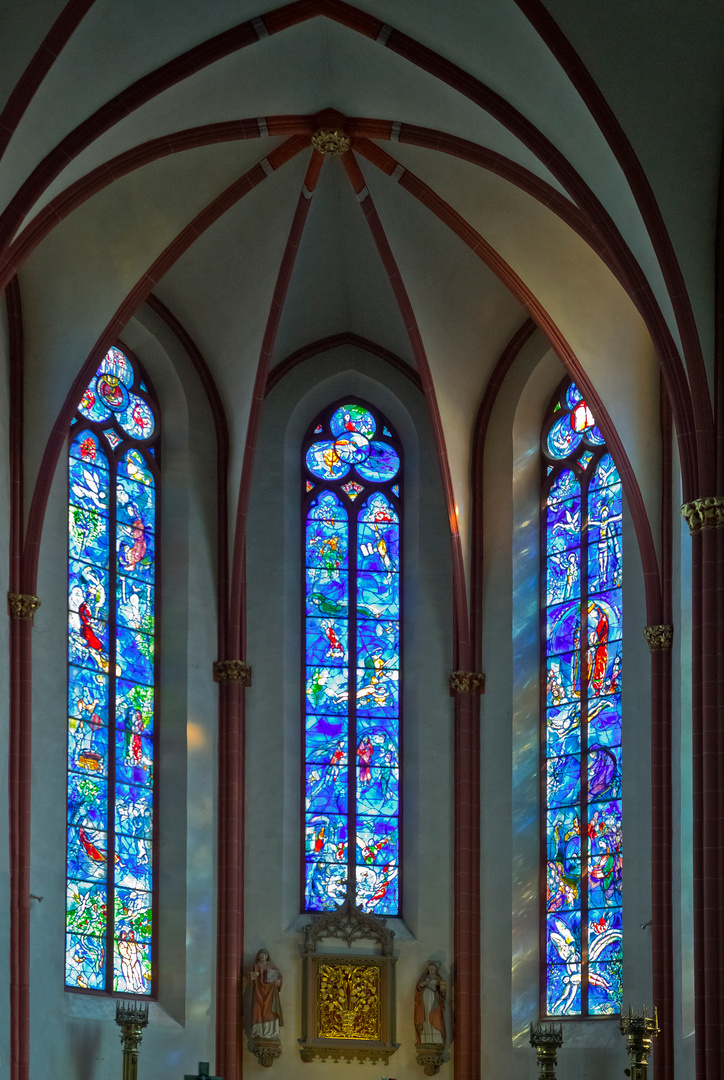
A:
619,1005,659,1080
115,999,150,1080
529,1021,563,1080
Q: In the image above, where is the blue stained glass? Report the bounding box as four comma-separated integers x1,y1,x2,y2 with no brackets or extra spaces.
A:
547,414,583,459
115,835,152,891
68,347,156,995
115,729,153,788
546,807,581,861
356,863,398,915
546,499,581,556
306,666,349,715
547,860,581,912
547,755,581,807
356,666,399,717
116,626,154,686
304,403,399,917
67,880,107,938
357,816,399,866
306,440,350,480
357,620,399,672
306,815,348,863
115,887,153,942
115,784,153,838
306,763,348,814
69,719,109,777
117,577,154,635
546,911,581,963
115,681,154,734
543,383,622,1016
306,618,348,665
305,861,347,910
358,521,399,573
68,773,108,829
330,404,376,438
118,394,154,440
566,383,583,409
546,550,580,605
117,519,155,582
117,473,155,517
355,441,400,482
357,572,399,620
68,826,109,881
65,933,106,990
587,425,606,446
69,458,110,517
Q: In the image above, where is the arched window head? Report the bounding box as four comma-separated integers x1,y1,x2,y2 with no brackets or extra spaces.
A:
542,380,622,1016
66,346,158,995
303,400,401,916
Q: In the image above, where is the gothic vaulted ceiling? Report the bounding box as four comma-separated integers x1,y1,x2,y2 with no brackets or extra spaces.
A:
2,0,724,575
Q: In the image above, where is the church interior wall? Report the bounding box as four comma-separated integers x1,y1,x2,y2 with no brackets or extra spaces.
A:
481,333,654,1077
243,343,454,1077
0,300,12,1067
28,314,220,1076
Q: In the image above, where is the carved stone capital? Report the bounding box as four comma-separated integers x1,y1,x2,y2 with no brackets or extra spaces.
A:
311,128,350,156
449,670,485,696
681,496,724,533
249,1037,281,1068
416,1044,445,1076
212,659,251,685
7,593,41,621
643,624,674,651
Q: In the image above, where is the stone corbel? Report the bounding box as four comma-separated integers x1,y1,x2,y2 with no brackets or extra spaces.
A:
7,593,41,622
212,659,251,685
681,496,724,533
643,624,674,651
449,670,485,696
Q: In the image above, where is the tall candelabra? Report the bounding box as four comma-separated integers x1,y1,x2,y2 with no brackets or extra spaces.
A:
619,1005,659,1080
115,999,150,1080
529,1022,563,1080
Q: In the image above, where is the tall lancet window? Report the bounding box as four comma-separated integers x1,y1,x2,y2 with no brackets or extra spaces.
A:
66,346,158,994
303,401,401,916
542,380,623,1016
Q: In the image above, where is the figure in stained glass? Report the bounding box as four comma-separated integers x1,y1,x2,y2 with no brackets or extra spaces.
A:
303,401,401,916
67,346,157,995
542,380,622,1017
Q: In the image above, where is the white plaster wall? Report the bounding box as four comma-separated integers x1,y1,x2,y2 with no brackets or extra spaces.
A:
29,310,219,1078
244,344,455,1078
482,333,654,1079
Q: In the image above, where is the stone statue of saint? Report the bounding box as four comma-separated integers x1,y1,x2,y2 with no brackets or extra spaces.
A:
414,961,446,1046
248,949,283,1041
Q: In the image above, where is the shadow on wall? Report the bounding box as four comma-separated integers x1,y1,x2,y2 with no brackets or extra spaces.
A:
69,1020,102,1079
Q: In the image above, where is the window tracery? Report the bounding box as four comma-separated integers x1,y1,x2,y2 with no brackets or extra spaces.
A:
66,346,158,994
542,380,622,1016
303,401,401,916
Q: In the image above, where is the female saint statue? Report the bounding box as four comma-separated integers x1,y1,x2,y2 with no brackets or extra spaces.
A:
414,961,446,1046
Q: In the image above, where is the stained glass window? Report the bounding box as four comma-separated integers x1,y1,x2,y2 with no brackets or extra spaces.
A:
542,380,622,1016
66,346,158,994
303,401,401,916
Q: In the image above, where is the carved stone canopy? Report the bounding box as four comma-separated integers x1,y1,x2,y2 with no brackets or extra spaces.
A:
302,896,394,957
